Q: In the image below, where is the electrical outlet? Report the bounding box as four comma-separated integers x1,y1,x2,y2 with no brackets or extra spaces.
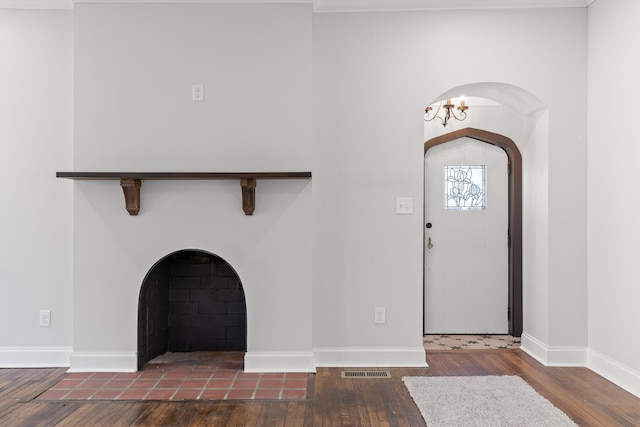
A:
39,310,51,327
375,307,385,324
192,84,204,102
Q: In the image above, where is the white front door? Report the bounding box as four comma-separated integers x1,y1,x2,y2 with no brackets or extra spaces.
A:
424,137,509,334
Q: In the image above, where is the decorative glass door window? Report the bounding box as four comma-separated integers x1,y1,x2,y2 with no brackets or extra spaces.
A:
444,165,486,210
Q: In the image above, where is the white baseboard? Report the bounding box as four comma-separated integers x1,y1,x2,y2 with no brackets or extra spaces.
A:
313,347,428,367
69,352,137,372
587,349,640,399
0,347,72,368
520,333,587,366
243,352,315,373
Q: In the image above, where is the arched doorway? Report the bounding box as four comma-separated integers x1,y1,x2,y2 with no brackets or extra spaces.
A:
137,249,247,369
425,127,522,337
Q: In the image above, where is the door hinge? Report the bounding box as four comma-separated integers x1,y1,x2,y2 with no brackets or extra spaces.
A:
508,306,511,321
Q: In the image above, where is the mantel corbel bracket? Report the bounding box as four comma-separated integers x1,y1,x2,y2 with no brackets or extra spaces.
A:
56,171,311,216
119,177,257,216
120,178,142,215
240,178,257,216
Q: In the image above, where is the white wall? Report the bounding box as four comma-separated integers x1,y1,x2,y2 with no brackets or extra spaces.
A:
0,3,595,377
72,3,314,371
587,0,640,397
312,8,587,364
0,9,73,366
74,3,311,172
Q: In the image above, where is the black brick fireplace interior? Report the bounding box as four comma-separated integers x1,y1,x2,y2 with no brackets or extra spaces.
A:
137,250,247,369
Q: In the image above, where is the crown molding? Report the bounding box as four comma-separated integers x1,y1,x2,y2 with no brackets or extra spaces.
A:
0,0,72,9
0,0,311,9
0,0,592,11
72,0,312,4
314,0,591,12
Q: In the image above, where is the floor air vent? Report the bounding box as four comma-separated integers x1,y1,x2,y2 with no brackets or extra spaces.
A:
341,370,391,379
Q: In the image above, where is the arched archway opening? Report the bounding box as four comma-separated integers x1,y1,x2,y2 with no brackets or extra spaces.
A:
137,249,247,369
425,127,522,336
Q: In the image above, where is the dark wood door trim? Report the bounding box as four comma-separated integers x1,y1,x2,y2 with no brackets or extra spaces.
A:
424,127,523,337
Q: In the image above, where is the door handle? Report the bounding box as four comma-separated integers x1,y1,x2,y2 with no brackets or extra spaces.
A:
427,237,433,250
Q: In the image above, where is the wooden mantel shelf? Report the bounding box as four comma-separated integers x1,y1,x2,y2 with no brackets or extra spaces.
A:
56,172,312,216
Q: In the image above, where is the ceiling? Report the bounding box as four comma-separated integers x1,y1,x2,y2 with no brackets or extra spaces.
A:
0,0,597,11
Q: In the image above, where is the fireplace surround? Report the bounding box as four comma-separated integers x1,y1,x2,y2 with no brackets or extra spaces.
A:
137,250,247,369
65,173,316,374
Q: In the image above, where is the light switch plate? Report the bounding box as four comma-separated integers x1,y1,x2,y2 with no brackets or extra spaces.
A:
396,197,413,214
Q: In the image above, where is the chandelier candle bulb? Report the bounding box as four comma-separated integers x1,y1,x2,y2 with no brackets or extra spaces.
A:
424,98,469,127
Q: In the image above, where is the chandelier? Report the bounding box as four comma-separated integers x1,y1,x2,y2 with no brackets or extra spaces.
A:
424,98,468,127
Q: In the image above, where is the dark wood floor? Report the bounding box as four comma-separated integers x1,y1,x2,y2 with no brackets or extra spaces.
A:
1,349,639,426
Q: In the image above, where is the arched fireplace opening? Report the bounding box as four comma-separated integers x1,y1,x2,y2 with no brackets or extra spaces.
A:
137,249,247,369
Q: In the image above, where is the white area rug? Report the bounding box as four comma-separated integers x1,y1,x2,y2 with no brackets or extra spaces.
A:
402,375,577,427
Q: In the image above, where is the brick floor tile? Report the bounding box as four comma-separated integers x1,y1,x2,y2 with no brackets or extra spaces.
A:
38,389,69,400
261,373,285,380
156,379,184,389
91,372,116,379
187,370,213,379
206,378,233,389
82,379,109,389
258,379,283,388
91,389,122,400
212,370,237,379
144,389,176,400
163,370,191,379
52,379,84,389
254,389,281,399
181,379,207,388
130,379,159,389
285,373,309,380
139,371,165,379
36,354,307,402
114,372,141,380
104,379,134,389
118,389,149,400
284,379,307,389
66,389,97,399
236,372,260,379
232,379,258,389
